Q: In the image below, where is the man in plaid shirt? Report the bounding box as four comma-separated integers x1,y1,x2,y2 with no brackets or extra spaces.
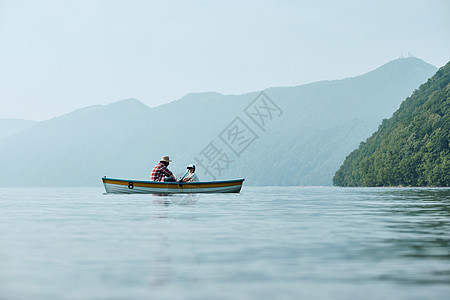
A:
151,156,177,182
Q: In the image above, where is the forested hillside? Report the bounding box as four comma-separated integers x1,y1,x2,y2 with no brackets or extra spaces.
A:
333,61,450,187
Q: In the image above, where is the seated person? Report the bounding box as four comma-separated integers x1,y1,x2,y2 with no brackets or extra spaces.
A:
151,156,177,182
181,164,199,182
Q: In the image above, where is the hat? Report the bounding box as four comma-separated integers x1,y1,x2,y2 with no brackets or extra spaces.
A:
160,156,172,163
187,164,195,169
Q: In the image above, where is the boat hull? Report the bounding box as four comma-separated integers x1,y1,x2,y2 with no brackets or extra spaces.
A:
102,177,245,194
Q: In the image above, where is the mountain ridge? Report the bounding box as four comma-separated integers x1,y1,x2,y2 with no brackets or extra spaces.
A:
0,57,438,186
0,118,38,139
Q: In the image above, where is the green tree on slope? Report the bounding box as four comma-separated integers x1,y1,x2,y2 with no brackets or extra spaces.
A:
334,61,450,187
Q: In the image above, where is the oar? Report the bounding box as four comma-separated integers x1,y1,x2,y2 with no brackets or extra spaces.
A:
179,170,189,182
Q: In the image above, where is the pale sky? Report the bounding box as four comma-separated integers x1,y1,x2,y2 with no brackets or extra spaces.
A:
1,0,449,121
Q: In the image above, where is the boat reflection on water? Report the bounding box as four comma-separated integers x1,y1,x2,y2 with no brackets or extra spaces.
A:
150,193,201,206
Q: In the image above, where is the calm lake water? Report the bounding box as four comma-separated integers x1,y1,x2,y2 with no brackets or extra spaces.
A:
1,187,449,299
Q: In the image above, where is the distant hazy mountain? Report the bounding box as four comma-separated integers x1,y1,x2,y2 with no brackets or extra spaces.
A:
0,58,438,186
333,60,449,186
0,118,37,139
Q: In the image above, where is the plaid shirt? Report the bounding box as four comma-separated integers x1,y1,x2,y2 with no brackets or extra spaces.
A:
151,162,173,181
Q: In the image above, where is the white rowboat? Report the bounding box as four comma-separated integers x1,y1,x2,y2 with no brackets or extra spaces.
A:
102,177,245,194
